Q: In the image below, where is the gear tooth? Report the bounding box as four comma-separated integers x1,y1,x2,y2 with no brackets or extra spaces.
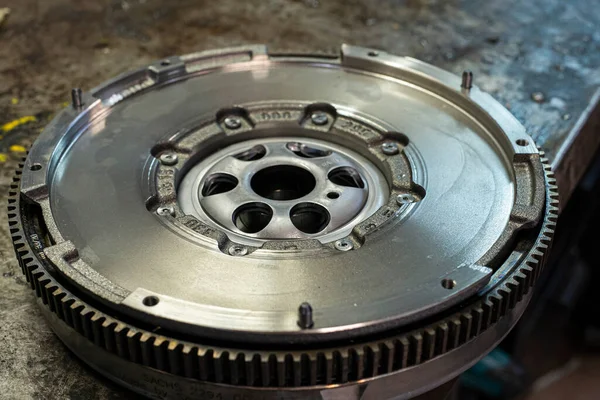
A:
153,337,169,371
102,319,118,354
448,318,461,350
198,348,213,381
214,350,229,384
69,301,86,334
38,277,51,304
497,288,511,317
246,353,260,387
318,352,332,384
332,350,346,383
31,270,46,297
348,347,364,381
51,288,67,320
26,263,40,288
376,342,390,375
260,354,271,387
307,352,318,386
44,284,59,312
181,345,198,379
139,334,154,366
90,313,105,347
268,353,279,386
126,329,143,363
291,354,302,387
407,333,423,366
81,308,96,341
167,341,183,376
519,264,534,291
487,296,500,325
513,272,527,302
230,352,245,386
505,280,519,309
472,305,485,337
394,337,410,370
422,328,436,361
481,295,498,330
59,296,74,327
365,345,378,378
283,353,293,387
459,313,472,345
114,324,130,359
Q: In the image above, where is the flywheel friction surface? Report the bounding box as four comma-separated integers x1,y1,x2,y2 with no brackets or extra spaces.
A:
8,44,558,399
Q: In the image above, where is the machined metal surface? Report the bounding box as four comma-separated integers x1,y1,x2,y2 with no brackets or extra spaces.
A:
8,44,557,399
178,137,387,243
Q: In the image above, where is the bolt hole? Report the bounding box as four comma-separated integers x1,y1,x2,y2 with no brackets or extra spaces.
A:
516,139,529,146
233,145,266,161
202,173,238,197
334,239,353,251
328,167,365,189
30,163,42,171
441,279,456,290
286,142,332,158
233,203,273,233
160,60,171,66
368,51,379,57
290,203,330,234
327,192,340,199
143,296,160,306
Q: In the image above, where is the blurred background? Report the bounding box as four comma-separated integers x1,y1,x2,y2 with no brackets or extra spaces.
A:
1,1,599,399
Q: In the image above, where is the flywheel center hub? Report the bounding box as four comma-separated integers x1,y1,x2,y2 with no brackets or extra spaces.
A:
9,45,557,400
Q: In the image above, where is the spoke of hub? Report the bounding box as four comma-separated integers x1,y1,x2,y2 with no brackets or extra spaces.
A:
200,187,261,232
209,156,251,177
255,206,305,239
322,186,368,228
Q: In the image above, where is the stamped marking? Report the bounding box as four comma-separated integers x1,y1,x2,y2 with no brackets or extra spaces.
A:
336,118,377,138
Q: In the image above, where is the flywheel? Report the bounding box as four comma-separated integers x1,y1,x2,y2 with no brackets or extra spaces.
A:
8,44,558,399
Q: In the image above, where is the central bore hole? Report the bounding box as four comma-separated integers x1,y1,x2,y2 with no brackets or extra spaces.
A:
251,165,316,200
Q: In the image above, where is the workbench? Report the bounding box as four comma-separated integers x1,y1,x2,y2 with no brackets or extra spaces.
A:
1,1,599,398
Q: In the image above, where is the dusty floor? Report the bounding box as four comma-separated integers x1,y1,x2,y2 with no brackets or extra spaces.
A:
1,0,600,399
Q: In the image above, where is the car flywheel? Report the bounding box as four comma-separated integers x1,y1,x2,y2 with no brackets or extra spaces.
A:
8,44,558,400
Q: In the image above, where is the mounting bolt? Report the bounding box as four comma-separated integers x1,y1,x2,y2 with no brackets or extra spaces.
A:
334,239,354,251
224,117,242,130
396,193,418,205
461,71,473,90
156,206,175,217
228,245,248,256
71,88,83,110
310,112,329,126
297,302,314,329
159,153,178,166
381,141,399,155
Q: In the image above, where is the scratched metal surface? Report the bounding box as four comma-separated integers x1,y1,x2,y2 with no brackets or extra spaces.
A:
1,0,599,398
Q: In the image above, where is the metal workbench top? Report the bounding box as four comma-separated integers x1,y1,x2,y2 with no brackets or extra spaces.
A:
1,1,599,398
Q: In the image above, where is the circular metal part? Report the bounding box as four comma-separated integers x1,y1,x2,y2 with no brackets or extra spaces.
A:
159,152,178,166
227,245,248,257
397,192,419,205
223,116,242,129
156,206,175,217
381,141,400,155
310,111,329,125
178,137,386,244
334,238,354,251
8,45,557,400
